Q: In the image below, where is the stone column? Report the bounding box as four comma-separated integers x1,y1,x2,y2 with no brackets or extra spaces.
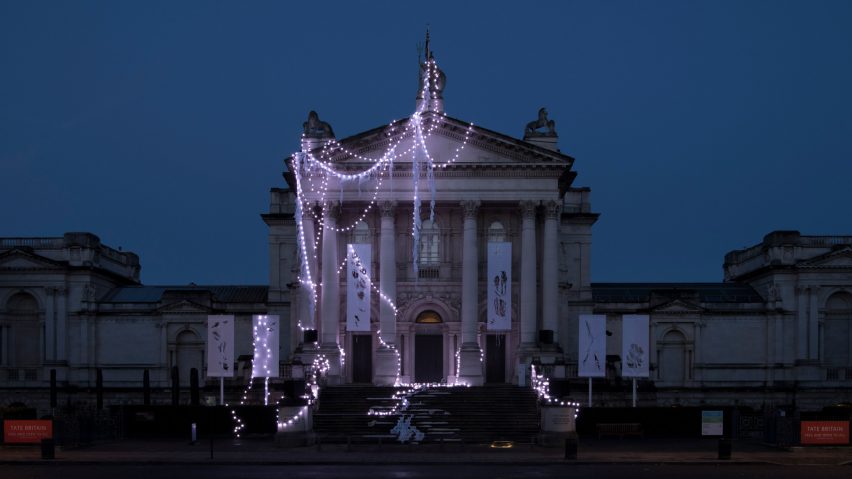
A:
541,200,560,345
796,286,808,361
44,287,55,362
520,201,538,348
375,201,399,385
809,288,819,360
56,286,67,363
320,201,342,380
301,210,318,331
458,200,483,386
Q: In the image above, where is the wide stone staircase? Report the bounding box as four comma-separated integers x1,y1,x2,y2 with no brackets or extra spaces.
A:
313,385,540,444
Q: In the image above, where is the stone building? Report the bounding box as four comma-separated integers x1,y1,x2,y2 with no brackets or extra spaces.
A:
0,233,267,410
2,49,851,415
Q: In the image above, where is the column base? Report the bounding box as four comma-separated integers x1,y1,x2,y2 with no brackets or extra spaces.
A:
457,343,484,386
317,343,343,385
374,346,400,386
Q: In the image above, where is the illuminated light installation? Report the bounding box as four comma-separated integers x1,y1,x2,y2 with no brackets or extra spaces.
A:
231,315,282,438
276,354,330,432
531,364,580,419
291,53,476,381
236,51,479,439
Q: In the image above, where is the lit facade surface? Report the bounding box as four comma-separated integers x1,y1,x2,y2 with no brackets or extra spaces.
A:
2,58,852,414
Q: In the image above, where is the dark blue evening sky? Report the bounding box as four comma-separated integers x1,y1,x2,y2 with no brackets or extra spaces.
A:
2,1,851,285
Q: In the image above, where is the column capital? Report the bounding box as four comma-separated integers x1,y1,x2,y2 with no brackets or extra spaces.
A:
519,200,538,218
460,200,480,219
543,200,561,220
379,200,397,218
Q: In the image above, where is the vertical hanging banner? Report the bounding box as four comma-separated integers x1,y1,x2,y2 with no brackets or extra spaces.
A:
578,314,606,377
487,242,512,331
207,315,235,377
347,244,372,332
251,314,279,378
622,314,650,378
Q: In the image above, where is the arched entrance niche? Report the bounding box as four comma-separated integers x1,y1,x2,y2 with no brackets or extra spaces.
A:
657,328,692,385
414,310,444,383
401,299,457,384
4,291,42,373
824,291,852,372
173,329,203,390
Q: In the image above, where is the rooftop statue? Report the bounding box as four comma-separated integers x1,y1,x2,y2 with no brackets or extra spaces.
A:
303,110,335,139
524,107,557,138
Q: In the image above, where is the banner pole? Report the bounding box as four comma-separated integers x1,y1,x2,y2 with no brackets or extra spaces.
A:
632,378,637,407
588,377,592,407
220,377,224,405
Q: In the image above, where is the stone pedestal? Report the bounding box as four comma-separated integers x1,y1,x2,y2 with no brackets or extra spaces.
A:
457,343,484,386
538,406,578,447
318,344,343,385
373,346,400,386
524,136,558,151
274,406,315,447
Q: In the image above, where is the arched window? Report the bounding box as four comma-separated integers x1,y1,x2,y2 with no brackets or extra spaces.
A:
415,310,443,324
6,292,40,368
824,291,852,371
487,221,506,242
419,219,440,265
175,330,203,388
352,221,371,244
658,329,690,384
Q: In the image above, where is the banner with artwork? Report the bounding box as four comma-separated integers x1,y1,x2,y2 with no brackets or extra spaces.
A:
578,314,606,377
207,315,235,377
347,243,372,332
622,314,650,378
487,242,512,331
251,314,279,378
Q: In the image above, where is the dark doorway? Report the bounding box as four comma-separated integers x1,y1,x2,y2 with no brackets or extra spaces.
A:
415,334,443,383
352,334,372,383
486,334,506,383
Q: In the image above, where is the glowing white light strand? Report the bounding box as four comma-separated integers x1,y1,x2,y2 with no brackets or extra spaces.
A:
291,53,479,385
530,364,581,419
276,355,331,431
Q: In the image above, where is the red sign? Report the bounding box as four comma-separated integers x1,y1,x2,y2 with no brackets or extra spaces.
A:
3,420,53,443
800,421,849,445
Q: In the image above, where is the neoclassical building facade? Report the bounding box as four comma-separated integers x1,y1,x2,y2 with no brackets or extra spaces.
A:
2,52,851,414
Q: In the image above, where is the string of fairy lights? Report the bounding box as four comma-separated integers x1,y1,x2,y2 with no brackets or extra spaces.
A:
292,55,475,346
530,364,581,417
239,51,579,438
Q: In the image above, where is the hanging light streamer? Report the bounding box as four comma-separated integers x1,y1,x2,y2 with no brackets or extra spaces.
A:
530,364,581,419
292,53,478,383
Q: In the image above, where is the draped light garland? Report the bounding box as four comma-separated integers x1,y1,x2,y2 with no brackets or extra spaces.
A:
531,364,581,418
233,53,481,440
292,54,476,379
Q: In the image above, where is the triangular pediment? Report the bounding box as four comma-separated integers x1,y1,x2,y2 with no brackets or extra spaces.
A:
309,113,574,168
288,112,579,197
157,300,211,314
652,299,704,314
799,247,852,268
0,249,64,271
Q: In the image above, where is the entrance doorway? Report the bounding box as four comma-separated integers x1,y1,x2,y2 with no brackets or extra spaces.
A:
352,334,372,383
485,334,506,383
415,335,443,383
